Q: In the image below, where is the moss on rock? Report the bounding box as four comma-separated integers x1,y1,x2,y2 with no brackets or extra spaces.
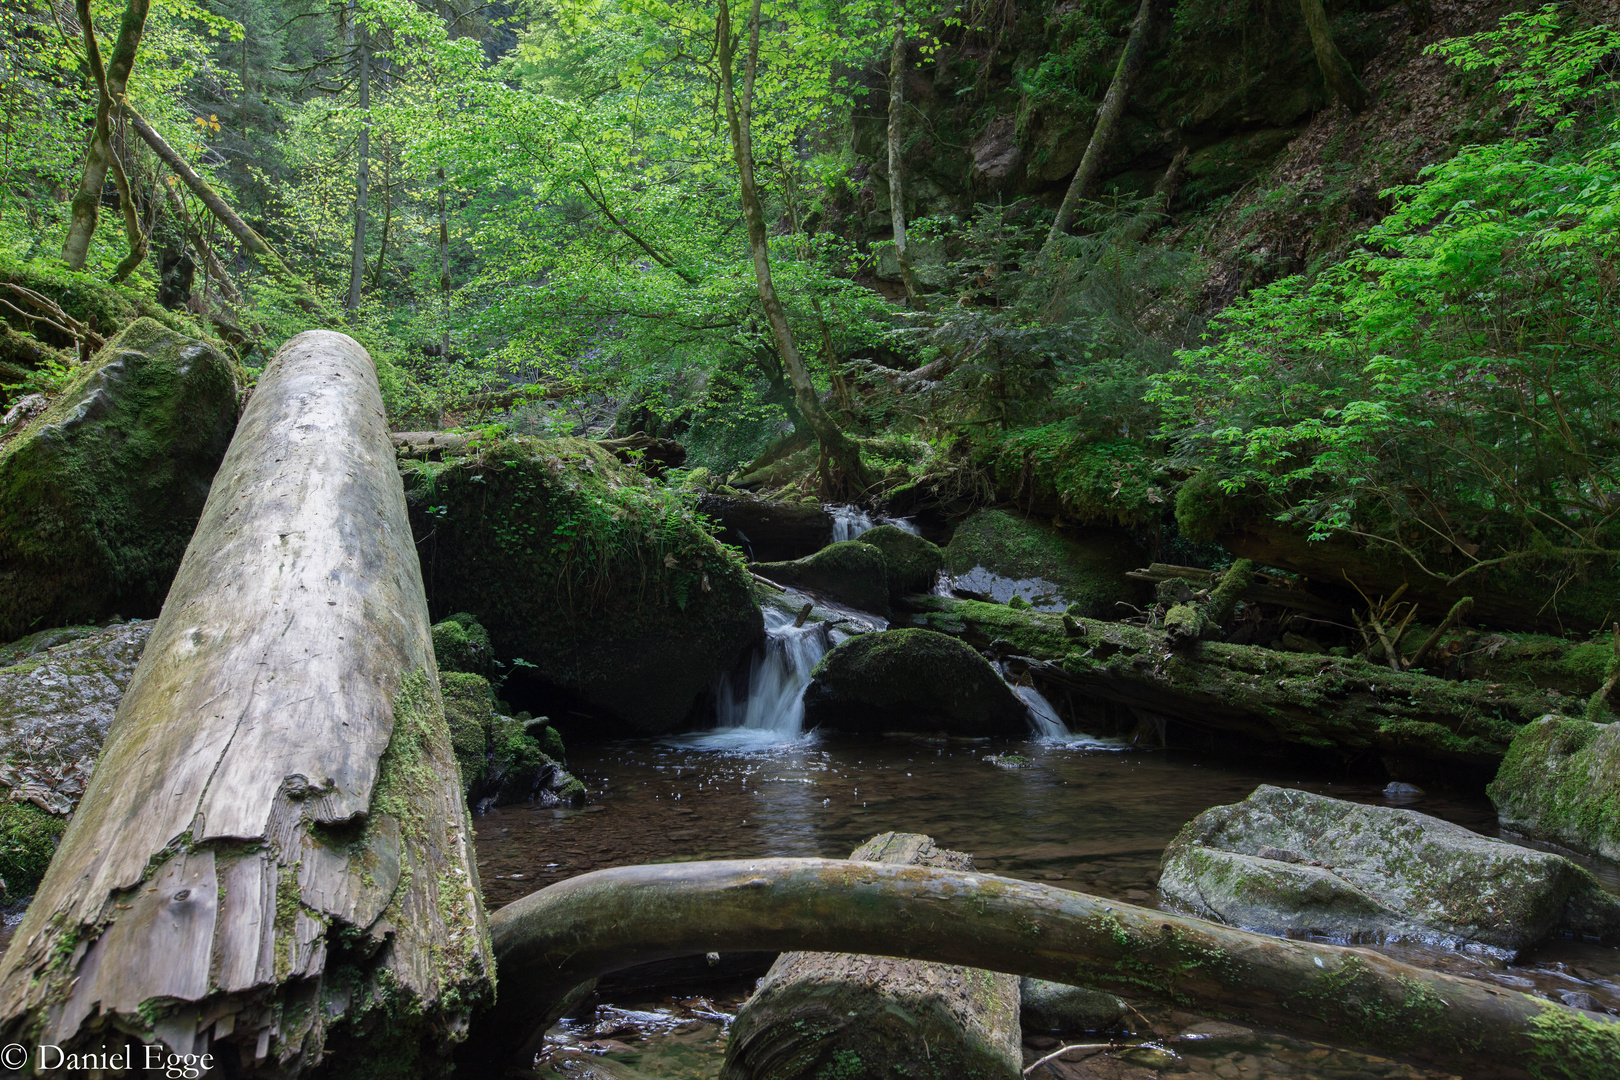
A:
0,801,65,900
753,540,893,616
1490,715,1620,864
944,509,1146,618
860,524,945,599
0,319,238,640
802,628,1027,736
433,613,495,678
404,437,761,736
441,671,496,794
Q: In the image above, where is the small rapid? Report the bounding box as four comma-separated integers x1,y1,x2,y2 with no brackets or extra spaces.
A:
827,505,921,542
689,606,829,748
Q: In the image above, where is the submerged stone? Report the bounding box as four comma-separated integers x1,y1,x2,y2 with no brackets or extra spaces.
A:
1159,785,1620,958
0,318,238,641
753,540,892,617
1490,715,1620,865
803,628,1027,737
943,510,1145,618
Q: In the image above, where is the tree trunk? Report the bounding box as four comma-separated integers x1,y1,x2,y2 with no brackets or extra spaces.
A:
467,858,1617,1079
128,107,332,319
723,833,1020,1080
61,0,150,271
913,597,1536,777
716,0,868,497
347,29,371,316
1300,0,1369,112
887,26,923,308
438,165,451,358
1047,0,1153,243
370,144,391,292
0,331,493,1074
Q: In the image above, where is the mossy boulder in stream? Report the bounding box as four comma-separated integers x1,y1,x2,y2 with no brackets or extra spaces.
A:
1490,715,1620,864
433,612,496,678
802,628,1027,736
753,540,892,616
405,437,761,735
944,510,1145,617
1160,785,1620,959
0,319,238,641
860,524,945,600
440,670,582,811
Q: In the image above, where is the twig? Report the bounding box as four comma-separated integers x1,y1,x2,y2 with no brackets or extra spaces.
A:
1024,1042,1113,1075
1405,597,1473,671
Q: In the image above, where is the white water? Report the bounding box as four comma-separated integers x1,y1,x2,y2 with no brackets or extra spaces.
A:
691,607,829,748
1003,670,1129,749
828,504,921,542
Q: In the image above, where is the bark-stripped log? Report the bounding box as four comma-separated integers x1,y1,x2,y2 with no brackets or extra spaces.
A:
0,331,493,1074
723,833,1020,1080
468,859,1617,1080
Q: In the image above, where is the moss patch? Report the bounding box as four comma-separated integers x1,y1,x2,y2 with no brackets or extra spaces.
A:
944,509,1146,618
432,613,494,678
1490,716,1620,864
859,524,945,599
754,540,892,616
0,801,64,899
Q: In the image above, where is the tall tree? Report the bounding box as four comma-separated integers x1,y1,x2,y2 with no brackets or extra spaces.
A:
61,0,150,271
1047,0,1154,243
717,0,867,495
887,17,923,308
347,9,373,314
1300,0,1369,112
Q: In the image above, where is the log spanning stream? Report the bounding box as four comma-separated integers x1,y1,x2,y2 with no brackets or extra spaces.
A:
474,738,1620,1079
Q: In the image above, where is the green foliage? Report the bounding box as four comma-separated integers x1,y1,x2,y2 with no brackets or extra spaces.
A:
0,800,64,899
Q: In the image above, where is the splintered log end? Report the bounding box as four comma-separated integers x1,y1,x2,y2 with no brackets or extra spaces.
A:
0,331,492,1074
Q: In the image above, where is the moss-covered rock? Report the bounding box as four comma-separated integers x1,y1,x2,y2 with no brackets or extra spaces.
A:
802,628,1027,736
943,510,1146,618
438,669,581,809
860,524,945,600
405,437,761,736
0,801,65,900
0,319,238,641
0,619,152,818
1160,786,1620,959
441,671,497,793
433,612,495,678
753,540,893,616
1490,716,1620,865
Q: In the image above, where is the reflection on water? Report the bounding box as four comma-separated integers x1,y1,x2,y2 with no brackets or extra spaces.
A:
475,737,1620,1079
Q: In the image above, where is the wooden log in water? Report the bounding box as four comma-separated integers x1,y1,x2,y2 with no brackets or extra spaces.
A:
722,833,1020,1080
468,858,1618,1080
0,331,493,1074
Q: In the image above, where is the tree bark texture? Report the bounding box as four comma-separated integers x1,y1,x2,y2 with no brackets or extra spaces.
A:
723,833,1020,1080
469,859,1617,1079
61,0,150,271
1047,0,1153,242
0,331,493,1074
347,29,371,315
1299,0,1369,112
127,107,332,319
887,27,923,308
716,0,868,496
912,597,1535,776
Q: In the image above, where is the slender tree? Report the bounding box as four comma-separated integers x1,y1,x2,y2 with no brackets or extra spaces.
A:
347,11,372,315
887,18,923,308
1300,0,1369,112
61,0,150,271
717,0,868,495
1047,0,1154,243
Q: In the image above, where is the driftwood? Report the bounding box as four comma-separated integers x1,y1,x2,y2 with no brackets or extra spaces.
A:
468,859,1617,1079
723,833,1021,1080
0,331,492,1073
1163,559,1253,646
913,597,1544,775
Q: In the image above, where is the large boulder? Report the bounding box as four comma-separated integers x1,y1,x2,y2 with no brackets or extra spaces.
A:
0,620,153,896
860,524,945,600
802,628,1028,736
699,494,832,561
404,437,761,736
943,510,1145,618
753,540,892,617
1490,715,1620,864
1160,785,1620,959
0,319,238,640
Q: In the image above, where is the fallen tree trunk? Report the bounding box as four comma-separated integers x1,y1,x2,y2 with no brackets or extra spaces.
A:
911,597,1552,777
467,859,1617,1079
0,331,493,1074
723,833,1021,1080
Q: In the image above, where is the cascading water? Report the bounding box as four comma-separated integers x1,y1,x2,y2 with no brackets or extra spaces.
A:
827,504,921,541
1000,664,1126,749
706,606,829,744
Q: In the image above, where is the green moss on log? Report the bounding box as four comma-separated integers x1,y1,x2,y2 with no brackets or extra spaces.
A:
0,802,65,900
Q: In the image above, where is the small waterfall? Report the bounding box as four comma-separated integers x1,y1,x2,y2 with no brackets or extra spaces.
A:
828,505,921,542
712,607,829,741
1001,665,1128,749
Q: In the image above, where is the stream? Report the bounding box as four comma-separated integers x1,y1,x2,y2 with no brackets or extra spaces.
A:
473,551,1620,1080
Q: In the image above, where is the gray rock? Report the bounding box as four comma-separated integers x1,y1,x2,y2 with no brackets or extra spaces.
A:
0,621,153,815
1019,979,1126,1033
1159,785,1620,959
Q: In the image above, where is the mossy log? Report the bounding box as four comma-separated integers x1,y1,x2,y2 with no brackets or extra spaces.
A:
909,597,1549,775
0,331,493,1074
723,833,1020,1080
469,859,1618,1080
